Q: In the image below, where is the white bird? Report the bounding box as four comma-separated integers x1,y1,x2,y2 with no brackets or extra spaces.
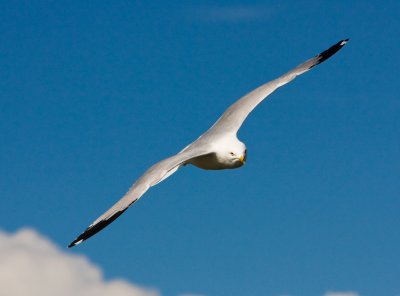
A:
68,39,348,248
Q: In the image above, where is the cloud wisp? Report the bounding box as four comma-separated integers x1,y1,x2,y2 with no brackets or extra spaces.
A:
0,228,159,296
324,292,360,296
279,292,359,296
188,5,273,23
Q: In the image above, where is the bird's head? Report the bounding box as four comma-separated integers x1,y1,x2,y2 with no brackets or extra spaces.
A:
226,142,247,167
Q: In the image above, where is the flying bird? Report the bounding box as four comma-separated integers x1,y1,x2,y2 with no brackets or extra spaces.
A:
68,39,349,248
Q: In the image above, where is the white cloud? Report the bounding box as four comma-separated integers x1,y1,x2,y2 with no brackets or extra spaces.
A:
324,292,359,296
0,228,159,296
0,228,362,296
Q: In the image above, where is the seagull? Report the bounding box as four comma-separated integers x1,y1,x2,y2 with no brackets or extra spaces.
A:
68,39,349,248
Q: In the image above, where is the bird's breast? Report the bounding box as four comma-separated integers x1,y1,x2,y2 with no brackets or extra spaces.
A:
189,153,241,170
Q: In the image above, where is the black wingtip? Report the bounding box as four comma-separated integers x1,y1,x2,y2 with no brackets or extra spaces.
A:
68,241,78,248
68,237,83,248
313,38,349,66
67,209,128,248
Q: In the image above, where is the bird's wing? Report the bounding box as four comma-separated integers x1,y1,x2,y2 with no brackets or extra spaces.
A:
206,39,348,136
68,147,212,247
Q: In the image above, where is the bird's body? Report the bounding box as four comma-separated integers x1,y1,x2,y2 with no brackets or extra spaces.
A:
69,39,348,248
187,135,246,170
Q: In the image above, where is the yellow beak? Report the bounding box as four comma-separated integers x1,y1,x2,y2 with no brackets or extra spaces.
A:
239,155,245,164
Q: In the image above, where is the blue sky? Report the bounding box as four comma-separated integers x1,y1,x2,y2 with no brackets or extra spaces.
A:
1,1,399,295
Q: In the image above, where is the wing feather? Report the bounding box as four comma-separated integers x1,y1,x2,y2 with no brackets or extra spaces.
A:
68,148,211,247
206,39,349,136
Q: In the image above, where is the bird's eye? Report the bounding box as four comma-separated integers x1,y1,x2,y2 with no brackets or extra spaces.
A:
229,152,235,156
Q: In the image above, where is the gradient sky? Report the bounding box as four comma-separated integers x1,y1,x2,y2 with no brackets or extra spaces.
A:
1,1,399,296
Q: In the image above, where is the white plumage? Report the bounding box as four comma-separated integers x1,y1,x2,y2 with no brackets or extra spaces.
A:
69,39,348,248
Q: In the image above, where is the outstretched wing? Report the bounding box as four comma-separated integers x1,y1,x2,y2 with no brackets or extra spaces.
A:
206,39,349,136
68,148,211,247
